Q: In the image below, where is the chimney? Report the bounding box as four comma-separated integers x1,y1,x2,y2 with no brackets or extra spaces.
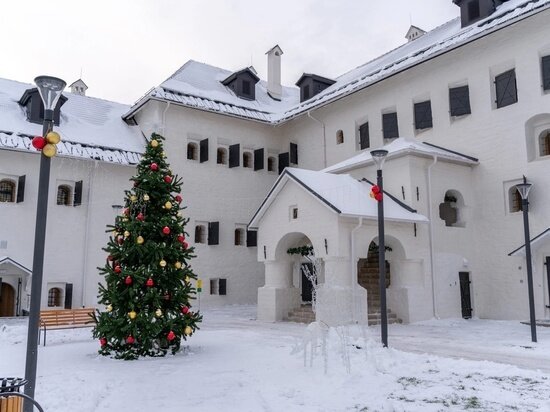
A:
266,45,283,101
69,79,88,96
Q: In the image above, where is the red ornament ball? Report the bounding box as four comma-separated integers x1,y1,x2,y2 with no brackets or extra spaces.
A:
371,185,380,194
164,175,172,184
136,212,145,221
167,330,176,341
181,306,189,315
375,193,383,202
114,265,122,274
183,241,189,250
177,235,185,243
150,163,158,171
32,136,47,150
146,278,154,287
125,276,133,285
175,194,182,203
123,208,130,216
162,226,171,235
126,336,135,344
117,236,124,245
100,337,107,347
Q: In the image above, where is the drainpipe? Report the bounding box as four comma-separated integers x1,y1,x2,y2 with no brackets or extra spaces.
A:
427,156,439,318
307,111,327,168
162,102,171,135
350,217,363,323
80,160,98,307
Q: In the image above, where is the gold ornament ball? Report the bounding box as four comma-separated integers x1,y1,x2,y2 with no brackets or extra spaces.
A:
124,231,130,238
136,236,144,244
143,194,150,201
162,151,166,158
130,195,137,202
155,309,163,317
128,311,137,320
175,261,182,269
150,139,159,148
164,201,172,210
122,217,128,222
42,143,57,158
184,326,193,336
46,131,61,144
177,211,183,217
160,259,167,267
185,276,190,283
106,305,113,313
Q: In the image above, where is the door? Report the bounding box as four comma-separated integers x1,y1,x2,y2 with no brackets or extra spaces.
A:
0,283,15,317
301,263,314,303
459,272,472,319
545,257,550,310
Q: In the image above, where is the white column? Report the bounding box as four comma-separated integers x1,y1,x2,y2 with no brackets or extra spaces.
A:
257,260,300,322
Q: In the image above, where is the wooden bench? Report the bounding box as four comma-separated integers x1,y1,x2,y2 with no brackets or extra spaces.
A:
39,308,95,346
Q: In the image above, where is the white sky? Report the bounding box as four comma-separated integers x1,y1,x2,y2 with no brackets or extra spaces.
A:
0,1,458,104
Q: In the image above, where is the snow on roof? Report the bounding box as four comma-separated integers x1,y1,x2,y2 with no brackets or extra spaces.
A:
322,137,478,174
0,77,144,164
248,167,428,229
124,0,550,124
508,228,550,257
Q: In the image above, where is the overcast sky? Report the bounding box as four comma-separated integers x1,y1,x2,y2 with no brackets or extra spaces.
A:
0,1,458,104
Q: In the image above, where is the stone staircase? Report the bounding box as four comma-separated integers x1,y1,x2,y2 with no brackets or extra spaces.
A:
286,304,316,323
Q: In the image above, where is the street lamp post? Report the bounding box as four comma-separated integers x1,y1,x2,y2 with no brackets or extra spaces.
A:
516,176,537,343
371,149,389,347
24,76,66,410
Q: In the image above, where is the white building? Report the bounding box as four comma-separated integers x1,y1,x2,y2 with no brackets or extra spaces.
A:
1,0,550,326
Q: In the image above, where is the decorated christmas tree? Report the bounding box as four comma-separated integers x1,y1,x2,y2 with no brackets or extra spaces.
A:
92,133,202,360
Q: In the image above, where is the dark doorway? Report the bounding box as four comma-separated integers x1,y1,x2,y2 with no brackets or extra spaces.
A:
459,272,472,319
0,283,15,317
545,257,550,309
301,263,314,302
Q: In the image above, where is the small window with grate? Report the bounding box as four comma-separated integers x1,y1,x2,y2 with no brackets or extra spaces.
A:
194,224,206,244
57,185,72,206
509,186,523,213
539,130,550,157
449,86,471,117
414,100,433,130
187,142,198,160
47,287,62,307
234,227,245,246
0,179,15,203
495,69,518,109
243,152,253,168
217,147,227,165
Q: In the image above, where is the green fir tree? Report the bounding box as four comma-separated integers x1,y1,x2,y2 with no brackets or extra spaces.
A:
92,133,202,360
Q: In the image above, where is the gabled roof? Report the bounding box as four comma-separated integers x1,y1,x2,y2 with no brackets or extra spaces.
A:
508,228,550,256
405,25,427,39
0,256,32,274
322,137,478,174
248,167,428,229
295,73,336,87
124,0,550,125
221,67,260,85
69,79,88,88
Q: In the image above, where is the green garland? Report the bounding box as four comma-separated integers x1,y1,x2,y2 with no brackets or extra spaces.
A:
287,245,314,256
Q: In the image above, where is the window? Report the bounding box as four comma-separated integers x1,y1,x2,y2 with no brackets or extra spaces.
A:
382,112,399,139
0,180,15,203
210,278,227,295
449,86,471,117
194,225,206,243
187,142,198,160
242,80,251,96
234,228,245,246
468,0,480,20
359,122,370,150
47,287,62,307
267,156,276,172
217,147,227,165
495,69,518,108
56,185,72,206
303,85,310,101
243,152,253,168
542,55,550,91
540,130,550,157
414,101,433,130
509,186,523,213
336,130,344,145
292,207,298,220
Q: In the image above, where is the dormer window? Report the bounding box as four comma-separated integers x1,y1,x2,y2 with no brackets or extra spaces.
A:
221,68,259,100
295,74,336,103
453,0,503,28
18,88,67,126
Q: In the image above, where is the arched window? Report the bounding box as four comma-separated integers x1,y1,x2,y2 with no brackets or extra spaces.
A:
539,130,550,157
267,157,276,172
0,179,15,203
47,287,62,307
336,130,344,145
509,186,523,213
243,152,252,168
439,190,466,227
194,225,206,243
217,147,227,165
57,185,72,206
234,228,245,246
187,143,198,160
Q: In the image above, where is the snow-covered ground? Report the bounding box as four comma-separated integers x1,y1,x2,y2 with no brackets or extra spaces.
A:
1,306,550,412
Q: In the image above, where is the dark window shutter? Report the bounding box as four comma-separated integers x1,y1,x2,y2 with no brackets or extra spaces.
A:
414,101,433,130
218,279,227,295
254,148,264,171
278,152,289,174
359,122,370,149
73,181,83,206
449,86,471,117
246,230,257,247
290,143,298,164
200,138,209,163
64,283,73,309
229,144,240,168
495,69,518,108
208,221,219,245
16,175,26,203
382,113,399,139
542,56,550,91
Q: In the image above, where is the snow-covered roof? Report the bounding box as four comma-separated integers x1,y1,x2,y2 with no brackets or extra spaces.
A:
323,137,478,174
248,167,428,229
0,77,144,164
124,0,550,124
0,256,32,274
508,228,550,257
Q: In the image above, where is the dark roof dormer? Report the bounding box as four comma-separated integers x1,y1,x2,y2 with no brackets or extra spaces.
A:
295,73,336,103
453,0,510,28
18,88,67,126
221,67,260,100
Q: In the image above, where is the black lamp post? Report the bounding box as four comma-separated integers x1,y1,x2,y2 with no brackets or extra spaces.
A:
24,75,66,410
371,149,389,347
516,176,537,343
